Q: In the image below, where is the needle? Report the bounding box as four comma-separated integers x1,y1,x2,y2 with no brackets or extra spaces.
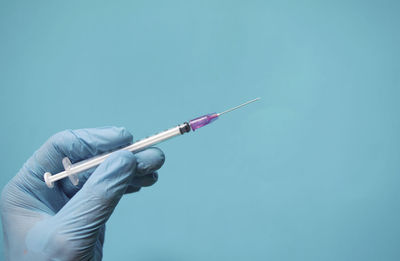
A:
217,97,261,116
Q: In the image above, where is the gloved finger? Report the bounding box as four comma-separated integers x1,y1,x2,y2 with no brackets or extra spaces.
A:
53,127,133,163
61,147,165,198
132,172,159,187
124,172,158,194
54,150,136,247
24,127,133,181
135,147,165,176
125,186,141,194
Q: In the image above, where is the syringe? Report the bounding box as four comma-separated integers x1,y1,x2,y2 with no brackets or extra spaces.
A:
44,97,260,188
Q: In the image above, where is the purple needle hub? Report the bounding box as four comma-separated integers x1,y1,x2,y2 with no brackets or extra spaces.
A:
189,113,219,131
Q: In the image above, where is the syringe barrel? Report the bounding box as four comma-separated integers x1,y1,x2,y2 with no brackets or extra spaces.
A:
44,122,191,188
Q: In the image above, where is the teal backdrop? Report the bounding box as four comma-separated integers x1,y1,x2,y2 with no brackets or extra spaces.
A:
1,0,400,260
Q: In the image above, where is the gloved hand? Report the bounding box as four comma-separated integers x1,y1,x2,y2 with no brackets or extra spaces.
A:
0,127,165,260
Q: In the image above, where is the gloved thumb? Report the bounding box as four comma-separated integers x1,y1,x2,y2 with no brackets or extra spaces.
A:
54,150,136,244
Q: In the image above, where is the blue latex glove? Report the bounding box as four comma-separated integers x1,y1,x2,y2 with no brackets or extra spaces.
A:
0,127,165,260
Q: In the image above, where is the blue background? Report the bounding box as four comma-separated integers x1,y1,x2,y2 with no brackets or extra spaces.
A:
1,0,400,260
